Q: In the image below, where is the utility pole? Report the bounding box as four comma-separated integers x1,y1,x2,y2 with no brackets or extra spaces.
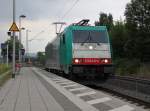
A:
6,43,9,67
26,30,28,60
12,0,16,78
6,32,11,67
9,0,19,78
26,30,31,63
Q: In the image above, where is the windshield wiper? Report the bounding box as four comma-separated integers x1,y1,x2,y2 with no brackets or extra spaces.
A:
81,32,101,46
81,32,92,46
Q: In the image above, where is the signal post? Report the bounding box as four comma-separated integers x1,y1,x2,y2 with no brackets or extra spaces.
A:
9,0,20,78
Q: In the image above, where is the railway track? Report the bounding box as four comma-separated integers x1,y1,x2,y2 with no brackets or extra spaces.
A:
99,76,150,103
75,75,150,104
43,68,150,105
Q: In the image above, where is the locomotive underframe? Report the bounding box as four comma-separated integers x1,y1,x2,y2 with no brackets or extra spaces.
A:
69,64,113,77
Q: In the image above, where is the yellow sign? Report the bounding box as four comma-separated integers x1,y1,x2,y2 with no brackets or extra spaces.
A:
9,22,19,32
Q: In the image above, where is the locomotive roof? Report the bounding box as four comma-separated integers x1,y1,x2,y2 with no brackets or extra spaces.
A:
65,25,107,31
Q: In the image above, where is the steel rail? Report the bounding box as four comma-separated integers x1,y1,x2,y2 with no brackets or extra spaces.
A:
95,75,150,104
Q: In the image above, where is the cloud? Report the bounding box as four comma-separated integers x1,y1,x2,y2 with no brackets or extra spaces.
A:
0,0,131,53
21,18,56,53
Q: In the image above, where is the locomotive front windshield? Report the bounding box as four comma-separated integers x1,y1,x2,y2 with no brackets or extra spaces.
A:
73,30,109,43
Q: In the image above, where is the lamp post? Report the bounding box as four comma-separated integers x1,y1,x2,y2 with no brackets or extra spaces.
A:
19,15,26,64
26,29,31,63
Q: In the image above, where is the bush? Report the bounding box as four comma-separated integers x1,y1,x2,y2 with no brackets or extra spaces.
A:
0,64,10,75
115,58,140,76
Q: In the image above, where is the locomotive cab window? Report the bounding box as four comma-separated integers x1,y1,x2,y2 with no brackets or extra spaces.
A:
73,30,108,43
62,34,65,44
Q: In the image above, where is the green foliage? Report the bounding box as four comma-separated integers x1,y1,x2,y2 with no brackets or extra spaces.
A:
0,64,11,87
110,21,128,58
95,12,113,31
115,58,140,76
1,38,24,62
138,64,150,78
0,72,10,87
95,0,150,76
95,0,150,62
124,0,150,61
95,12,128,59
0,64,10,75
37,52,46,65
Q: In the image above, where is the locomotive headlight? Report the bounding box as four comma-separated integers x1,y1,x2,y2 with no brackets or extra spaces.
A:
75,59,79,63
89,45,93,50
104,59,108,63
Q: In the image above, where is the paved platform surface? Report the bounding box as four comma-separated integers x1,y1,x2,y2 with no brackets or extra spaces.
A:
0,67,149,111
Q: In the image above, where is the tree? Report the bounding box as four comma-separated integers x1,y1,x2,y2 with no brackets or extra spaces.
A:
1,37,23,62
110,21,128,58
95,12,128,59
125,0,150,61
37,52,46,65
95,12,113,31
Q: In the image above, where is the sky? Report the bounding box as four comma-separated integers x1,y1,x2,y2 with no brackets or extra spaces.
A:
0,0,131,53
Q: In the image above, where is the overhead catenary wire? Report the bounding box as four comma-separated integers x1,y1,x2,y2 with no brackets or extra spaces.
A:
29,30,44,41
52,0,80,33
59,0,80,21
55,0,72,20
36,0,80,36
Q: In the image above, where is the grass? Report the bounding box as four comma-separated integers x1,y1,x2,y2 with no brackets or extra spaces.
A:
0,64,10,75
137,64,150,79
0,71,11,87
0,64,11,87
114,58,150,79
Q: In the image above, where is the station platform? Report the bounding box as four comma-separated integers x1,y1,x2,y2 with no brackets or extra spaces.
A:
0,67,148,111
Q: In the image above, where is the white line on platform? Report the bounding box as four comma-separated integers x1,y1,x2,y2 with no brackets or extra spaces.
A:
108,105,134,111
52,78,62,81
76,91,96,97
55,80,70,83
59,82,74,85
87,97,111,105
33,68,99,111
63,84,78,88
69,87,87,91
